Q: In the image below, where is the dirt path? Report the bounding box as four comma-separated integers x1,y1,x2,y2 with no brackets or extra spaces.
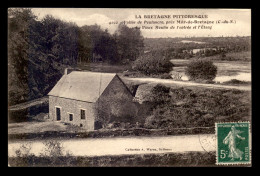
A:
8,96,48,111
123,77,251,91
8,134,216,157
8,121,82,134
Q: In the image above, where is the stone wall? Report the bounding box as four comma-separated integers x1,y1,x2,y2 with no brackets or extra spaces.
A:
96,75,138,123
49,96,95,130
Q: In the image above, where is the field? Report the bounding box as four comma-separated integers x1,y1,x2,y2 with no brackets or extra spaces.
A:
205,51,251,62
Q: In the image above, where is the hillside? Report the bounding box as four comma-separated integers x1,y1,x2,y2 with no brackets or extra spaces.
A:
144,36,251,51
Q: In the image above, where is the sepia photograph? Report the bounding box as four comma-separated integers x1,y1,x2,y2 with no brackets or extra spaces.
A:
7,8,251,167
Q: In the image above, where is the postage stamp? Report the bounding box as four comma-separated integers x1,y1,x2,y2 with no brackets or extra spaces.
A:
216,122,251,165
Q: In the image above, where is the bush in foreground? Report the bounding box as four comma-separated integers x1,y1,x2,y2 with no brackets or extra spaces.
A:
185,59,217,81
9,151,216,167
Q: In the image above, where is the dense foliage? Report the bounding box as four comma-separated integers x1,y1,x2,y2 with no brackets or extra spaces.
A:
185,60,217,81
144,37,251,60
142,85,250,130
132,51,174,75
114,23,144,63
8,8,144,105
9,144,215,167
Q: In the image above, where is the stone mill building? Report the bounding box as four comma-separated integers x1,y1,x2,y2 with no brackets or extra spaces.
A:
48,69,136,131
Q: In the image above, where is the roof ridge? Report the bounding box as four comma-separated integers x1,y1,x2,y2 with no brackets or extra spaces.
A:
70,70,117,75
48,71,117,102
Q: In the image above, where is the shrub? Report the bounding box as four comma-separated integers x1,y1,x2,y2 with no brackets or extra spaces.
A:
160,73,172,79
10,143,34,167
9,152,216,167
185,59,217,81
14,143,33,158
143,87,250,130
39,140,73,165
132,52,174,75
143,84,171,108
222,79,250,85
41,140,64,158
144,115,157,129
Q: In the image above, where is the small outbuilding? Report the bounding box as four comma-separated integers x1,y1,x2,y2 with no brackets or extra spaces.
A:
48,69,136,130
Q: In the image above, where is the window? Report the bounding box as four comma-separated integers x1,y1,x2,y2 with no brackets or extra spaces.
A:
56,107,61,121
80,109,86,119
69,113,73,121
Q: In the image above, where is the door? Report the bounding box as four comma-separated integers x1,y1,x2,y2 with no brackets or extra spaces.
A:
56,107,61,121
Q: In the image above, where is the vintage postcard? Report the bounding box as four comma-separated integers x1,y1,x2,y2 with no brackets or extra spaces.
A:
8,8,251,167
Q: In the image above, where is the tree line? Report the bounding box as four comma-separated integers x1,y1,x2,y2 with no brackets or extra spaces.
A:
8,8,144,105
144,37,251,60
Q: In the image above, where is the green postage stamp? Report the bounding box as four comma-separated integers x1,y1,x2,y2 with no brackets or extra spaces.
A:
216,122,251,165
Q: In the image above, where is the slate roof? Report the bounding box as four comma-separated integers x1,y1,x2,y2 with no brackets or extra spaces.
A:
48,71,116,102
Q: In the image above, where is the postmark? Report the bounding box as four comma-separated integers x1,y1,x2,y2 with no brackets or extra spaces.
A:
216,122,251,165
199,134,216,153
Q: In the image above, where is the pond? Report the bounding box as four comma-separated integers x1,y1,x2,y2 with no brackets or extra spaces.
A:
180,40,207,44
170,59,251,83
214,72,251,83
176,72,251,83
8,134,215,157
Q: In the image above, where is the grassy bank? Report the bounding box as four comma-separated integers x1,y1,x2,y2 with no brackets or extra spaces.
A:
136,86,251,130
221,79,251,86
8,151,217,167
8,127,215,141
220,51,251,61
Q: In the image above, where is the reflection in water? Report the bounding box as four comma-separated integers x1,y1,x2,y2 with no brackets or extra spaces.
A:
172,72,251,83
214,72,251,83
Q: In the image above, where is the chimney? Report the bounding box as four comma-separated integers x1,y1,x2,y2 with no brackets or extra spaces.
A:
64,68,81,75
64,68,68,75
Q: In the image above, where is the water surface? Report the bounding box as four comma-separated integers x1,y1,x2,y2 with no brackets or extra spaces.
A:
8,134,215,157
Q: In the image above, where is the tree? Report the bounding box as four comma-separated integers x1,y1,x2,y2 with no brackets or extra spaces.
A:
185,59,217,81
78,24,120,63
41,15,79,66
8,9,79,105
94,30,119,63
132,51,174,75
114,23,144,63
78,25,94,63
8,8,38,104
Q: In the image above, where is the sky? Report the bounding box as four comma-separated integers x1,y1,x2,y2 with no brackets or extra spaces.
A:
31,8,251,38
